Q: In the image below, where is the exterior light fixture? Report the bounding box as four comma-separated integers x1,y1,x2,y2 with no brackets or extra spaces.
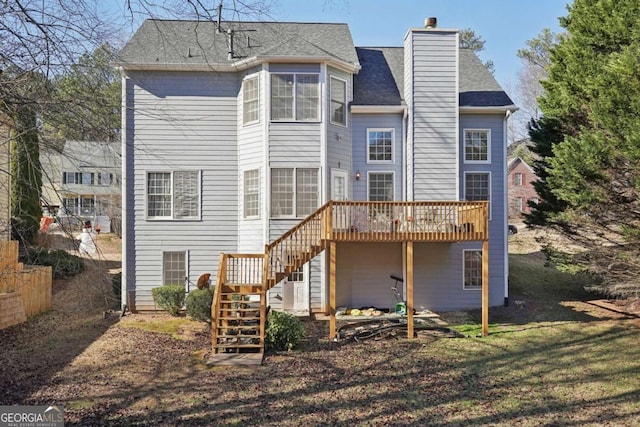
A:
355,170,361,181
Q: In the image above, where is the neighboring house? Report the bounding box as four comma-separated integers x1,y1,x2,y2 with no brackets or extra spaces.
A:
41,141,121,233
117,17,516,341
0,115,10,241
507,157,539,218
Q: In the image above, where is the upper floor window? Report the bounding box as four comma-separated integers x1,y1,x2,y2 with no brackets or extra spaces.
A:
513,172,523,186
98,172,113,186
271,168,318,218
464,129,490,163
147,171,200,220
63,172,94,185
243,169,259,218
330,77,346,126
243,76,259,124
367,129,394,163
270,74,319,121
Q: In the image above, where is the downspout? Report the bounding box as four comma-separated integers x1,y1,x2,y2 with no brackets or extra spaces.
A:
503,109,512,306
117,66,128,312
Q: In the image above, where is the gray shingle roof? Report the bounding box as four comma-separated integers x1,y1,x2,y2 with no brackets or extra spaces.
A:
458,48,514,108
353,46,514,108
353,47,404,106
116,20,359,70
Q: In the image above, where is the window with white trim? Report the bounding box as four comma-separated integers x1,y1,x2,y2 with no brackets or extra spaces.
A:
463,250,482,289
367,129,394,163
368,172,394,201
270,74,319,121
513,172,523,186
243,76,259,124
63,172,94,185
147,171,200,219
270,168,319,218
464,129,490,162
465,172,490,202
515,197,524,213
243,169,259,218
163,251,186,286
98,172,113,186
330,77,346,126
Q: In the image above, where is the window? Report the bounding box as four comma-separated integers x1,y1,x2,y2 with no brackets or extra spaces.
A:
163,251,186,286
330,77,346,126
62,172,77,184
243,76,259,124
530,197,539,206
513,172,523,186
270,74,319,121
463,250,483,289
368,172,394,201
515,197,524,213
270,168,318,218
367,129,394,163
62,197,78,215
147,171,200,219
464,173,490,201
81,172,94,185
80,197,95,215
98,172,113,186
243,169,259,218
291,267,304,282
464,129,490,162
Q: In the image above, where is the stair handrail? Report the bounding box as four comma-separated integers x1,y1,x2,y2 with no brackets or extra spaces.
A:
265,200,332,251
210,252,227,350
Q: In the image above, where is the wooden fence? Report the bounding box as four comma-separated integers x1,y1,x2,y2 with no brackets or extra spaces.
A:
0,241,53,329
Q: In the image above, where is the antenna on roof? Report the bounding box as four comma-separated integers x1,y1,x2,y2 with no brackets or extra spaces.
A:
216,1,223,34
227,28,234,60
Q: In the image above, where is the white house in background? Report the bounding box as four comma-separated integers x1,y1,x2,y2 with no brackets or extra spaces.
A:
41,141,121,232
116,17,516,327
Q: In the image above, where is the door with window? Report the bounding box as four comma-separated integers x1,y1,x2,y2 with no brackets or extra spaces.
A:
283,267,308,312
331,169,349,230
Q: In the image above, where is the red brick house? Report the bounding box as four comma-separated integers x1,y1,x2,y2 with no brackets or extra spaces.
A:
508,157,539,218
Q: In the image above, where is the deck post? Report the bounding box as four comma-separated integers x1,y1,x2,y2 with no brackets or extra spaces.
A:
482,239,489,336
329,241,336,340
407,241,414,339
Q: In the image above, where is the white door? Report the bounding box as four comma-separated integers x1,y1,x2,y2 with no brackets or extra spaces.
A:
331,169,349,229
284,267,308,312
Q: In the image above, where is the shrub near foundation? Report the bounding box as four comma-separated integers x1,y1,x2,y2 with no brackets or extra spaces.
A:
265,310,304,352
151,285,185,316
185,288,213,323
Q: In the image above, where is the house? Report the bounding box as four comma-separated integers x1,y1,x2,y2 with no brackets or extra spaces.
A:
40,141,121,233
116,17,516,352
507,157,538,218
0,115,10,241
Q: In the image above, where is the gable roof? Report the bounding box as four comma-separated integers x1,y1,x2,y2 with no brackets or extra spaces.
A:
116,20,360,72
507,157,536,175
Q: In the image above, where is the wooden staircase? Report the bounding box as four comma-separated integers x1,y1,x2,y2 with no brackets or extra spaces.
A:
209,203,331,363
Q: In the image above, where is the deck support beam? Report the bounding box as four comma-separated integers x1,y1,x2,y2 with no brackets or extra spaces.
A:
406,241,414,339
329,241,336,340
482,239,489,336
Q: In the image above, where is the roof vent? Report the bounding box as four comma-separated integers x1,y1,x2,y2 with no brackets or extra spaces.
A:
425,17,437,28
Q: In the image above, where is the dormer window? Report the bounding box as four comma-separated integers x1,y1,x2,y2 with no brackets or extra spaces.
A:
270,74,319,121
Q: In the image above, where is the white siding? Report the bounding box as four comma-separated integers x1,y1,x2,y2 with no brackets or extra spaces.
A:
125,71,239,309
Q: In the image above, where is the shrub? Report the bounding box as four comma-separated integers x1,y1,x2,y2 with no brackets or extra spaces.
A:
23,247,85,279
151,285,185,316
186,288,213,323
265,310,304,352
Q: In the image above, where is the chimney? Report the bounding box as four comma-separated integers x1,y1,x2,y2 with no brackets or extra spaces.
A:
425,17,437,29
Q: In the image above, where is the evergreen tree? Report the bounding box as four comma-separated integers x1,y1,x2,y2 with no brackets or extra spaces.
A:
528,0,640,297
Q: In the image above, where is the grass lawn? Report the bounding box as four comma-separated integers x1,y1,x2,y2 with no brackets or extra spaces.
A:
1,231,639,426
